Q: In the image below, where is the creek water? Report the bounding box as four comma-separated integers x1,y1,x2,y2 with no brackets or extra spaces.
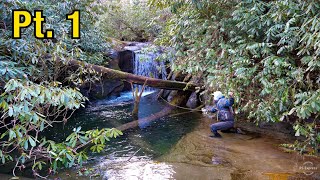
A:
49,92,202,179
0,92,319,179
46,92,318,180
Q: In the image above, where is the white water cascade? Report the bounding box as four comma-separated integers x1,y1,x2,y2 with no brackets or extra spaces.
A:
133,51,168,91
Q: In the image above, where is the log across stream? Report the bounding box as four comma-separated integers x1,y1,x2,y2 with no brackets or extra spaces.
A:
67,59,202,91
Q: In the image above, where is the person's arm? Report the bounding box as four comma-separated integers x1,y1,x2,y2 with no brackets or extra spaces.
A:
210,107,217,113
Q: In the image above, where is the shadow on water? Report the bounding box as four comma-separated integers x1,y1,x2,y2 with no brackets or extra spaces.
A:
0,91,200,179
43,91,201,179
46,91,200,157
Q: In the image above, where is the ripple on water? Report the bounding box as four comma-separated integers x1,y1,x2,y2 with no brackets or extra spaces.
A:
43,93,201,179
97,156,175,180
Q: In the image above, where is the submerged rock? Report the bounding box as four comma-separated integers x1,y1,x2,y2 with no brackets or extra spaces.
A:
186,92,200,109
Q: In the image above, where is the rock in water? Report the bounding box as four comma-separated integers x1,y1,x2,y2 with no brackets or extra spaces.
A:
186,92,200,109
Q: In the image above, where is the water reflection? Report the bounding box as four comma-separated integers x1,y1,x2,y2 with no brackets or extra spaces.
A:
50,92,200,179
98,156,175,180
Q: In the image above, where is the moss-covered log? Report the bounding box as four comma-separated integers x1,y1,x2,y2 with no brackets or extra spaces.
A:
67,60,201,91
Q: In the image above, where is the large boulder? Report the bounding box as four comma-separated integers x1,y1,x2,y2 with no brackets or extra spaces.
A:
81,78,124,99
167,90,178,102
80,51,124,99
186,92,200,109
118,50,134,91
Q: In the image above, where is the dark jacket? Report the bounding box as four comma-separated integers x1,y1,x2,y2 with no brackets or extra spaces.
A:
210,96,234,121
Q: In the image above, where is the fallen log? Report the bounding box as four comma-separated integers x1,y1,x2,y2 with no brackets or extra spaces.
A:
117,90,192,131
116,72,204,131
67,60,201,91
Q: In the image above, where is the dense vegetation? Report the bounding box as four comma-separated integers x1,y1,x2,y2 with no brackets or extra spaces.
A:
152,0,319,154
98,0,166,41
0,0,122,177
0,0,319,178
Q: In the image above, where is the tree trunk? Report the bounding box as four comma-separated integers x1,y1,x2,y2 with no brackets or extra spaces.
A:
117,90,192,131
117,72,204,132
131,80,147,119
157,71,174,98
67,60,201,91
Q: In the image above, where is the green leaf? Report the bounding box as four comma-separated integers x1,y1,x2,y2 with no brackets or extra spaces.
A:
1,156,5,164
66,153,73,161
28,136,36,147
9,130,16,140
38,162,42,170
40,121,45,131
78,154,83,164
24,140,28,150
0,132,7,139
53,161,57,171
288,108,296,115
32,113,39,123
8,107,13,117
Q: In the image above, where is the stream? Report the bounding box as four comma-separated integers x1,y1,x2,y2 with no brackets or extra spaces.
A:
49,92,201,179
44,92,318,180
0,92,318,179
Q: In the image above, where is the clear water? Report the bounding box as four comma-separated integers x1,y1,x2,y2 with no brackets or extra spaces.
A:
2,93,319,179
43,92,201,179
47,92,200,155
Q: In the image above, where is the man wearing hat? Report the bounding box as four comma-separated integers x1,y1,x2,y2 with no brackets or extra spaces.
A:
205,91,235,138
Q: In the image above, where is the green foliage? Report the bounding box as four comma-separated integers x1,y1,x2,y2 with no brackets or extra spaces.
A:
0,79,123,176
97,0,167,41
1,79,86,119
0,61,28,83
0,0,123,177
1,0,109,65
153,0,320,154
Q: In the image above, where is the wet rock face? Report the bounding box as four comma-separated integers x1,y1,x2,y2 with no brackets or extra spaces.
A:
119,50,134,91
258,121,295,135
167,90,178,102
186,92,200,109
119,50,134,74
80,80,124,100
80,52,124,99
161,90,171,99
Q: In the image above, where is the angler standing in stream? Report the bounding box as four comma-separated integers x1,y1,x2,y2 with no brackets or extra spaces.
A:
203,91,236,138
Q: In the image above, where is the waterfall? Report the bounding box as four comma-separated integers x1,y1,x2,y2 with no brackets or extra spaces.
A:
133,52,167,91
